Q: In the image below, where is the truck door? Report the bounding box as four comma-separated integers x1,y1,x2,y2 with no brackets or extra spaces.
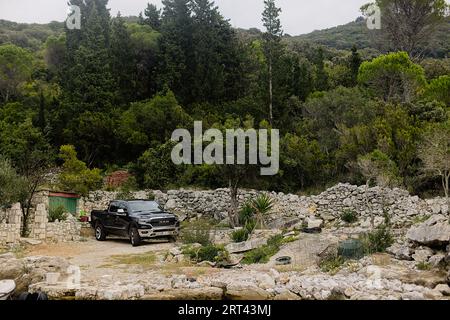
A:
113,202,130,236
105,202,121,234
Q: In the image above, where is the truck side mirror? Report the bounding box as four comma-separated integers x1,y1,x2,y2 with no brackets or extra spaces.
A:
117,208,127,215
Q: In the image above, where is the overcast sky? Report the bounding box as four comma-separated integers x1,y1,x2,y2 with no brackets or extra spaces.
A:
0,0,370,35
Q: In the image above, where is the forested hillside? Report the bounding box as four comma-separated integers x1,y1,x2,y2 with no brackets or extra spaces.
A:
290,16,450,58
0,0,449,217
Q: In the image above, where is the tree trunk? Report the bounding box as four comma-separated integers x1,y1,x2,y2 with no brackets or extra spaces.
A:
268,58,273,125
228,180,239,228
443,171,450,212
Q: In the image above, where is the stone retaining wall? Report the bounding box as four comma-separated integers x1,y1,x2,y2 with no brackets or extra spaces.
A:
79,184,449,229
0,204,22,245
0,202,81,246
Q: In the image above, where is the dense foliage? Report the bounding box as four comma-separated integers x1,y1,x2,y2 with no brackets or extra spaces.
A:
0,0,449,208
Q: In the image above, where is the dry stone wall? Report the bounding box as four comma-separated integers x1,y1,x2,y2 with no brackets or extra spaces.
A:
79,183,448,229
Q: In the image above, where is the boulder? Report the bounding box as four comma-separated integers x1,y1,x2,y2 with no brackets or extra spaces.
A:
225,239,267,254
0,255,71,294
0,256,24,280
406,215,450,246
169,247,182,256
386,244,412,261
412,248,433,263
401,291,425,300
428,254,446,268
305,217,324,229
224,283,271,300
434,284,450,296
255,273,275,290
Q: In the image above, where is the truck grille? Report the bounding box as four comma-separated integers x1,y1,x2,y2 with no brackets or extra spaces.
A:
151,218,176,227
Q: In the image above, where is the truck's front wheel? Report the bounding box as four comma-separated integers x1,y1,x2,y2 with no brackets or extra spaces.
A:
130,227,141,247
95,223,107,241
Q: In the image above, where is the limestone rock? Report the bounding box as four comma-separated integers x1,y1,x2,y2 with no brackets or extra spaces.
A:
386,244,412,261
225,239,267,254
306,217,324,229
412,248,433,263
434,284,450,296
428,254,445,268
401,291,425,300
225,284,271,300
20,238,42,246
406,215,450,246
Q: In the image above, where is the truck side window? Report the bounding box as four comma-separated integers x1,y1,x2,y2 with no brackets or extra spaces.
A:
118,203,128,212
109,203,118,213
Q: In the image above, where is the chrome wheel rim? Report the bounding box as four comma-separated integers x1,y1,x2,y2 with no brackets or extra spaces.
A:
95,227,101,239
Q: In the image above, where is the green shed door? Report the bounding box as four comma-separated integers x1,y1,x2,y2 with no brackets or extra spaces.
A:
49,196,78,215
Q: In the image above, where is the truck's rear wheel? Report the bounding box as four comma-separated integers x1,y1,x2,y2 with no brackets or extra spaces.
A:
130,227,141,247
95,223,107,241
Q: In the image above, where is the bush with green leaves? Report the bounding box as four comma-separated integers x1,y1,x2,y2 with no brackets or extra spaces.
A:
242,234,285,264
360,216,394,254
181,219,213,246
238,202,254,224
341,210,358,223
0,157,27,209
231,228,250,243
183,244,228,263
48,205,67,222
58,145,103,196
416,261,432,271
319,254,345,274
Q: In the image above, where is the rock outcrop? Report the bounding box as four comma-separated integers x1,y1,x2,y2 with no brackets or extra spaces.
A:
407,215,450,247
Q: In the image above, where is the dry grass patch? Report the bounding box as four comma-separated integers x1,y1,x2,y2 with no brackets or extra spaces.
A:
109,252,157,267
371,253,391,266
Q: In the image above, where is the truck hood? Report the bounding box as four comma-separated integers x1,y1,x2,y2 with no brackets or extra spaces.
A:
133,212,177,219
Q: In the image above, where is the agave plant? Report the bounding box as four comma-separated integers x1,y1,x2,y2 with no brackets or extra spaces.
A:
252,194,274,229
238,201,255,225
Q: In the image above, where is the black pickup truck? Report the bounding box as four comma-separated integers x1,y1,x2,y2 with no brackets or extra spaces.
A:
90,200,180,246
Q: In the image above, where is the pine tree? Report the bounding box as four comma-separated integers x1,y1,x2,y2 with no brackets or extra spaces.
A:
63,0,115,112
262,0,283,125
61,0,117,164
143,3,162,30
158,0,194,104
111,13,135,104
348,45,362,86
314,47,329,91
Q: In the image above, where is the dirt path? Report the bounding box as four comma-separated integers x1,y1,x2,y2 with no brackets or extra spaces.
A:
26,237,176,269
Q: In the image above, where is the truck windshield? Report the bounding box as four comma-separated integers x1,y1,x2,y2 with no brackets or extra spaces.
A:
128,201,163,213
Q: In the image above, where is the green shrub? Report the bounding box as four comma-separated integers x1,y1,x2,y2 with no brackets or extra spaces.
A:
79,210,87,217
360,223,394,254
241,234,285,264
341,210,358,223
319,255,345,274
239,202,254,225
58,145,103,196
252,194,274,228
231,228,250,243
48,205,67,222
181,219,213,246
416,261,432,271
183,244,228,263
244,219,257,233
